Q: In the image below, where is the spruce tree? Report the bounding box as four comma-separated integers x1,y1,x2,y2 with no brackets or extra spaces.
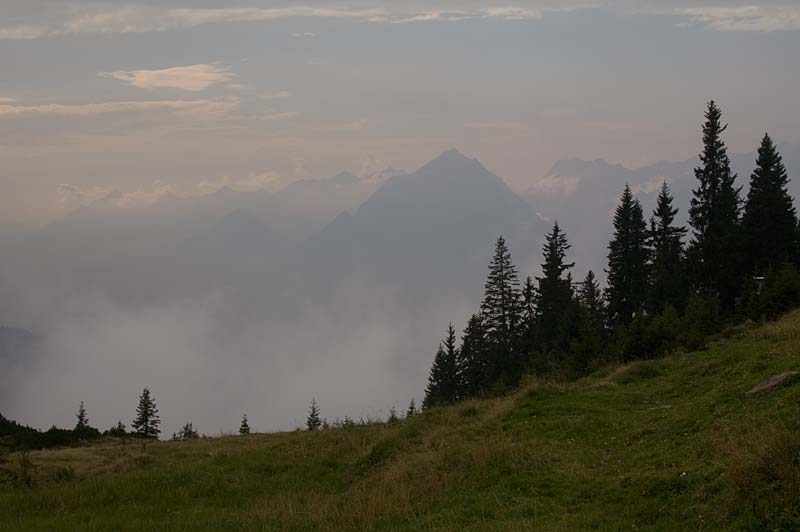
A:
647,182,688,313
455,314,489,398
480,236,524,385
572,271,606,375
239,414,251,435
519,276,538,361
578,270,604,321
406,398,417,417
688,101,742,313
423,324,460,408
742,133,797,275
75,401,89,431
131,387,161,439
306,398,321,431
606,184,649,327
177,422,198,440
536,222,575,355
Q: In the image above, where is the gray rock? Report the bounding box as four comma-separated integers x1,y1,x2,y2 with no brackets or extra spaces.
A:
747,372,800,396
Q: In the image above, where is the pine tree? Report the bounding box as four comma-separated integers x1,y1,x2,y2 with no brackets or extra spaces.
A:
406,398,417,418
572,271,606,376
177,422,198,440
306,398,321,431
387,406,398,424
536,222,575,355
75,401,89,431
647,182,688,313
578,271,604,320
519,276,538,361
742,133,797,275
455,314,489,398
239,414,251,435
131,387,161,439
480,236,524,385
605,184,649,327
688,101,742,313
423,324,460,408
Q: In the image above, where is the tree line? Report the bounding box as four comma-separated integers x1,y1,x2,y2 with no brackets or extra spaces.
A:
424,101,800,408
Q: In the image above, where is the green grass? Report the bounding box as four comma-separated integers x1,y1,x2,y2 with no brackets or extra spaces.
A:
3,313,800,531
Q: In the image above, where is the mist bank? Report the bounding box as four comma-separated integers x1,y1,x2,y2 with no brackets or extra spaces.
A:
0,150,545,436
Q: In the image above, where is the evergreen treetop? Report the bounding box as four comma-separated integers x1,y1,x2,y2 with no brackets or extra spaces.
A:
648,182,688,313
239,414,251,435
131,387,161,439
75,401,89,431
688,100,742,312
743,133,797,274
306,398,321,431
605,183,649,327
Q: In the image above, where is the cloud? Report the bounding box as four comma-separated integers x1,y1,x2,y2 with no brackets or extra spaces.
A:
259,91,291,100
676,6,800,32
0,4,558,39
291,32,317,38
56,183,112,206
261,111,299,121
0,99,239,118
99,64,234,92
312,120,369,132
197,172,282,194
56,181,175,209
529,175,582,196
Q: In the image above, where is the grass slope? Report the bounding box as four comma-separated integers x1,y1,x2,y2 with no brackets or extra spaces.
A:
3,313,800,531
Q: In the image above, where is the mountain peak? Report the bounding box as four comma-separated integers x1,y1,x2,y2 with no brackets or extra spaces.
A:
420,149,484,174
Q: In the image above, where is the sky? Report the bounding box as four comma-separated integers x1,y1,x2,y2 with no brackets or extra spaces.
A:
1,0,800,227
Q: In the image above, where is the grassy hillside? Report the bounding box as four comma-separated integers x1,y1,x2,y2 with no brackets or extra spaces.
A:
3,313,800,531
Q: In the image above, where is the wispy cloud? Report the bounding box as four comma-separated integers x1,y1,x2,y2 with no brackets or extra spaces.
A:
676,6,800,32
197,171,282,194
261,111,299,121
312,120,369,132
0,99,238,118
56,181,176,209
99,64,234,92
0,4,553,40
260,91,291,100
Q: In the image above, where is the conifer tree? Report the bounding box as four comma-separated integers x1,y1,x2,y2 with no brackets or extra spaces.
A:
606,184,649,327
742,133,797,275
480,236,524,384
647,182,688,313
75,401,89,431
572,271,606,375
306,398,321,431
406,398,417,417
239,414,251,435
177,422,198,440
519,276,538,360
455,314,489,398
131,387,161,439
578,271,604,320
536,222,575,354
388,406,398,424
423,324,460,408
688,101,742,312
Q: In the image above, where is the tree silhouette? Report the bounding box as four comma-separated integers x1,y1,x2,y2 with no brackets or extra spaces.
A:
131,387,161,439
